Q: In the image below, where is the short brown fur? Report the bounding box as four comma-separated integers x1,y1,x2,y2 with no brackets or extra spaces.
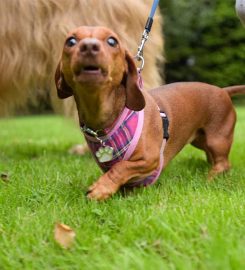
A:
56,26,244,200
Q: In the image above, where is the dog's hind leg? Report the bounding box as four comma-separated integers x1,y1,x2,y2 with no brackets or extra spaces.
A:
191,129,214,165
206,136,233,179
192,132,232,177
205,115,236,179
191,109,236,179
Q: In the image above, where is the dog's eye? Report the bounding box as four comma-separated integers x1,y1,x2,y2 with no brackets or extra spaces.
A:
107,37,118,47
66,37,77,47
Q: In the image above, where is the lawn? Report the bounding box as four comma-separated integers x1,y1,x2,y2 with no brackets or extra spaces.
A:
0,107,244,270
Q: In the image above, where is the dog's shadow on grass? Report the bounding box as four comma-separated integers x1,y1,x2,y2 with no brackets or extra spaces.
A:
172,156,209,173
119,157,210,197
3,142,237,202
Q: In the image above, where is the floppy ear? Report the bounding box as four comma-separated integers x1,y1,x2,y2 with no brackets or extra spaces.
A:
55,62,73,99
124,51,145,111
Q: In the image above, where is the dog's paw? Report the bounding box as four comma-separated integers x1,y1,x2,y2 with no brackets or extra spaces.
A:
86,178,118,201
95,146,113,163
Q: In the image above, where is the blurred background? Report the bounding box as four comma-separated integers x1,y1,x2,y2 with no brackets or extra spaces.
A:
0,0,244,116
160,0,245,86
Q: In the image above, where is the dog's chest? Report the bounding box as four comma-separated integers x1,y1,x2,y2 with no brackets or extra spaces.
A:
83,108,144,172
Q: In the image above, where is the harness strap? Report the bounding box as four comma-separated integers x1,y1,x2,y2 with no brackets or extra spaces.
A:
124,111,169,188
160,112,169,140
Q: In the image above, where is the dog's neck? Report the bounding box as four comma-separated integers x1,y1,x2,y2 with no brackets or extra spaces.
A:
74,84,126,131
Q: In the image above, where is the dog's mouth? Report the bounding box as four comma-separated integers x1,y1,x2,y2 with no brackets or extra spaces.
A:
74,65,107,77
81,65,102,74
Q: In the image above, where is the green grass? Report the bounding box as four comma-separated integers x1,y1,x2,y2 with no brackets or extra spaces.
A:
0,108,244,270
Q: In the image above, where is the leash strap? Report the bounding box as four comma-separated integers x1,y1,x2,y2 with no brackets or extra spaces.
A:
135,0,160,71
149,0,159,19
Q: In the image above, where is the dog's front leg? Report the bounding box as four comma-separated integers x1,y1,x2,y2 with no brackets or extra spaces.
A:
86,159,157,201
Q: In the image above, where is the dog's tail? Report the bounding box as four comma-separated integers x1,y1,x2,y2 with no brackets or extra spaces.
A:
223,85,245,97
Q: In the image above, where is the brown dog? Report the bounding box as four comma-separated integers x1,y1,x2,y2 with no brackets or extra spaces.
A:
55,26,245,200
0,0,163,117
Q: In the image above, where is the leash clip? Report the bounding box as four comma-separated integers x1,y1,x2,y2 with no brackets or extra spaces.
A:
134,0,159,71
135,29,149,71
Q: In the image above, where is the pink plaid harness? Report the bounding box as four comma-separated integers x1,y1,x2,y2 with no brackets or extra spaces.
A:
81,72,168,187
81,107,167,187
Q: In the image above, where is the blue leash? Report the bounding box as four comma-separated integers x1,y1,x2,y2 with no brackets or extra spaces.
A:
149,0,159,19
136,0,159,70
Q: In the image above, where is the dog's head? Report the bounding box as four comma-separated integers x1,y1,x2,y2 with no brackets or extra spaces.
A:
55,26,145,111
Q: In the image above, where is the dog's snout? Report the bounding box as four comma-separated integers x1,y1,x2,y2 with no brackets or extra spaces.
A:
79,38,101,55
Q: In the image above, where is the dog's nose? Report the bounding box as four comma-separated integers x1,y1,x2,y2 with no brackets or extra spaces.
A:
79,38,101,55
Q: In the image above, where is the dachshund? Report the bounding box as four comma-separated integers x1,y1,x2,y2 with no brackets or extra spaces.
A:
55,26,245,200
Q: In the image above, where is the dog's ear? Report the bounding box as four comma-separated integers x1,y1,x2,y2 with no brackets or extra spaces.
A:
124,51,145,111
55,62,73,99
